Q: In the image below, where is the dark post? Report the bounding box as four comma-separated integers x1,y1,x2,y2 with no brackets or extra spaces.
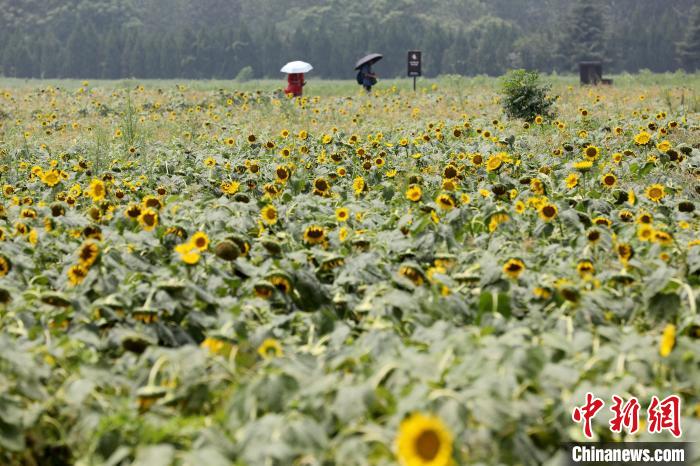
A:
408,50,422,91
579,61,603,85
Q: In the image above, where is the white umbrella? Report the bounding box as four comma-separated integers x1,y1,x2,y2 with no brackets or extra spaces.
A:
280,61,313,74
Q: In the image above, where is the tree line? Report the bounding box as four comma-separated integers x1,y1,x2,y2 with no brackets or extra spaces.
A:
1,0,699,80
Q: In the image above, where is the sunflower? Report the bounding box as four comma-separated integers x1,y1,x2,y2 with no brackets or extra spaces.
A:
656,140,671,152
221,180,240,195
190,231,209,250
335,207,349,222
352,177,365,196
261,205,278,225
514,200,525,214
78,241,99,268
406,185,422,202
174,242,201,265
138,208,159,231
396,413,453,466
637,224,654,241
659,324,675,357
565,173,579,189
485,154,502,172
303,225,326,245
313,177,331,196
488,213,510,232
634,131,651,145
616,243,634,263
257,338,283,359
530,178,545,195
142,195,162,210
503,258,525,279
87,179,106,201
534,115,543,124
618,210,634,222
399,264,425,286
125,204,141,219
442,165,458,179
600,173,617,188
275,165,291,183
637,212,653,224
587,218,607,229
41,169,61,187
645,184,665,202
200,336,232,356
268,274,292,294
0,255,11,277
576,260,595,277
67,264,88,286
652,230,673,246
573,160,593,172
583,145,600,161
538,203,558,222
435,194,455,211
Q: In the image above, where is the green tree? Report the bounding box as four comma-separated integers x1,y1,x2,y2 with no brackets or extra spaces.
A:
556,0,609,71
677,6,700,71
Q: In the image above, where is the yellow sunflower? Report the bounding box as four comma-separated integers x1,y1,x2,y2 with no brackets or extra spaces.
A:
659,324,675,357
583,145,600,161
634,131,651,145
335,207,349,222
67,264,88,286
538,203,558,222
600,173,617,188
261,205,278,225
303,225,326,245
78,241,100,268
565,173,579,189
257,338,283,359
190,231,209,251
0,255,11,277
87,179,106,202
396,413,453,466
645,184,665,202
138,208,159,231
406,185,422,202
435,194,455,211
175,242,201,265
503,258,525,279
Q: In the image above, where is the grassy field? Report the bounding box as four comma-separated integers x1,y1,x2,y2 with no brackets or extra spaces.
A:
0,74,699,465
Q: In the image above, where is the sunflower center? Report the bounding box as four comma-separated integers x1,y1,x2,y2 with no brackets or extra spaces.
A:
415,429,440,460
542,206,555,217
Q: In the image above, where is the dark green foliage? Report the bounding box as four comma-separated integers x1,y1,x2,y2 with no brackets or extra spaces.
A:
0,0,697,79
556,0,609,71
677,6,700,71
500,69,556,122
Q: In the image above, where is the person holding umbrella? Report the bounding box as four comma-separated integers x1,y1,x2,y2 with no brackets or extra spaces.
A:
281,61,313,97
355,53,382,92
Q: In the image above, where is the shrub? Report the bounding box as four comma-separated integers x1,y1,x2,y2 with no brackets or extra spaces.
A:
235,66,254,82
500,69,556,122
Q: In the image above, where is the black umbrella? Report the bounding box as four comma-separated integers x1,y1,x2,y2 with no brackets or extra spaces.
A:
354,53,383,70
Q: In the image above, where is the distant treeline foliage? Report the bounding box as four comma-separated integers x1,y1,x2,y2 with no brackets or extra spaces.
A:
1,0,699,79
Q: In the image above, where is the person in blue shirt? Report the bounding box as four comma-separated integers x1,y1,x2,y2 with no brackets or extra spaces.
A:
359,63,377,92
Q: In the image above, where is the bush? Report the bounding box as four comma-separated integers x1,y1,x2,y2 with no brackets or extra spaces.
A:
500,69,556,122
235,66,254,83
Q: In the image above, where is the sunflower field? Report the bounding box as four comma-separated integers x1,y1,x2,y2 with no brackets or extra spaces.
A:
0,76,699,465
